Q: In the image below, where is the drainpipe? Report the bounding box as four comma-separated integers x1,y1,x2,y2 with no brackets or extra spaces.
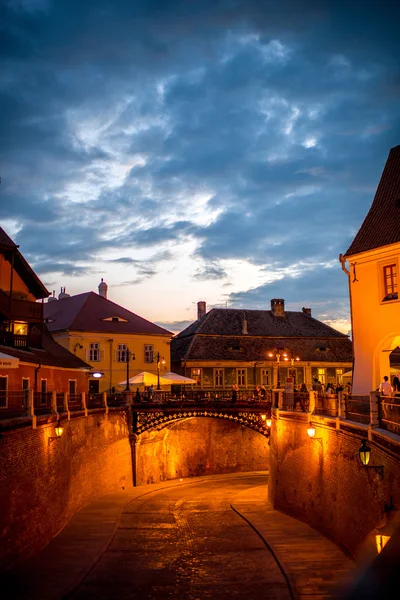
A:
339,253,355,383
34,363,41,392
108,339,114,393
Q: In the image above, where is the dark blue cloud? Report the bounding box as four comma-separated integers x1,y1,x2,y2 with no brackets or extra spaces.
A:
1,0,399,330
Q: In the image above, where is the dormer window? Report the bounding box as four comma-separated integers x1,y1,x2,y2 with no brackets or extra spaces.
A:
102,315,129,323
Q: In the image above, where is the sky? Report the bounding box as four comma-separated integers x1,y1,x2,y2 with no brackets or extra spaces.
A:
1,0,399,335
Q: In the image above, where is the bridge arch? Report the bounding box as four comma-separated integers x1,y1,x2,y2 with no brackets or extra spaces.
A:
132,408,270,437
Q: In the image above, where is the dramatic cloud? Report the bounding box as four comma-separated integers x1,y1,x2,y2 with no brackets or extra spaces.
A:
1,0,399,331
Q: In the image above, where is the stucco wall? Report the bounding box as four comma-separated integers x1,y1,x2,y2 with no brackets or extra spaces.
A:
268,411,400,559
134,417,270,485
0,410,132,570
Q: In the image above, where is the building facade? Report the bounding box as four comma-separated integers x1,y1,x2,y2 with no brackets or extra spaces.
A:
0,227,91,403
44,281,173,394
341,144,400,394
171,299,352,390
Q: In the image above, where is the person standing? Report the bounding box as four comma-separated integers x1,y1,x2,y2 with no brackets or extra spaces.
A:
231,383,239,405
379,376,393,396
393,373,400,397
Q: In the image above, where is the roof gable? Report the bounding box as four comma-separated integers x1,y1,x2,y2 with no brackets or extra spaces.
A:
345,145,400,256
0,227,50,299
44,292,173,336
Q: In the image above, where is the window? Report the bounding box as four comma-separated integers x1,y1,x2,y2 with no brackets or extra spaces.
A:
69,380,77,395
383,264,398,301
0,376,7,408
336,369,343,384
237,368,246,386
191,368,201,386
22,378,29,406
117,344,128,362
89,343,100,362
214,368,223,387
14,322,28,336
40,379,47,404
144,344,154,363
317,369,326,385
261,369,269,386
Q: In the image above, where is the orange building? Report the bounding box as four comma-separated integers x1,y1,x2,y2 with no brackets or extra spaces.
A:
340,144,400,394
0,227,90,414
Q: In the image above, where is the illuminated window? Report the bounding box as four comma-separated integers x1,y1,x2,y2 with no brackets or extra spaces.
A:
214,368,223,387
336,369,343,384
317,368,326,385
191,368,201,386
383,264,398,301
14,322,28,336
144,345,154,363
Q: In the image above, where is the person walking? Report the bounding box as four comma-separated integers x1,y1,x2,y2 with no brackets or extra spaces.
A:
379,375,393,397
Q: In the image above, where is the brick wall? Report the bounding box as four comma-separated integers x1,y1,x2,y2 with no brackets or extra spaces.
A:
268,412,400,558
0,410,132,570
134,417,270,485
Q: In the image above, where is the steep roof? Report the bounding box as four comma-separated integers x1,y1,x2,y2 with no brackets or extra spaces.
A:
44,292,173,336
171,307,352,364
345,145,400,256
0,326,91,369
175,308,348,339
0,227,50,299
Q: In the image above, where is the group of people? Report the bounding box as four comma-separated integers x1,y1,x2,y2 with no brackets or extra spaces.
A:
379,374,400,397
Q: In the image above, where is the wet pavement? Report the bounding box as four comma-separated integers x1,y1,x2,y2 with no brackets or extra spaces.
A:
3,472,357,600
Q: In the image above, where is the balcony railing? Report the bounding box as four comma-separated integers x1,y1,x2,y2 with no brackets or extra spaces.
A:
0,288,43,321
1,389,400,437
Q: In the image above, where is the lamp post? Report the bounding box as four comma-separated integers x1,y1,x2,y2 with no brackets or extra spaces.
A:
155,351,165,390
124,348,135,392
268,348,285,388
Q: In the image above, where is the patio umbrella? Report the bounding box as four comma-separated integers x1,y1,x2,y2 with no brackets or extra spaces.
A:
118,371,171,387
162,372,197,384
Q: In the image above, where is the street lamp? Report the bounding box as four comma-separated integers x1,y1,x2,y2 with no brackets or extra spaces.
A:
268,348,286,388
124,348,135,392
155,351,166,390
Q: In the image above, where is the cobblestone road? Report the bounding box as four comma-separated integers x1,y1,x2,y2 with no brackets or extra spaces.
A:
67,474,293,600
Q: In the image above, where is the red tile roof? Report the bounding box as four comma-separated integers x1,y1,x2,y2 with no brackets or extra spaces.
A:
345,145,400,256
0,227,50,299
44,292,173,336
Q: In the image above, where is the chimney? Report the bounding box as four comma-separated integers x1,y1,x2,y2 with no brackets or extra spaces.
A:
242,313,248,335
58,287,70,300
47,290,57,303
197,301,206,320
271,298,285,317
302,307,312,316
98,278,108,299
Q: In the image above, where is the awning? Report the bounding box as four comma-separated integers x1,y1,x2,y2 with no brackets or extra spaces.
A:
0,351,19,369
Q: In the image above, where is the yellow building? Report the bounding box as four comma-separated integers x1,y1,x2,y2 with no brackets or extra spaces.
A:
340,144,400,394
44,280,173,395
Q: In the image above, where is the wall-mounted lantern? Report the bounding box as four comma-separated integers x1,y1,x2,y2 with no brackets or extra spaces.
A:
358,440,384,477
266,418,272,428
49,420,64,444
